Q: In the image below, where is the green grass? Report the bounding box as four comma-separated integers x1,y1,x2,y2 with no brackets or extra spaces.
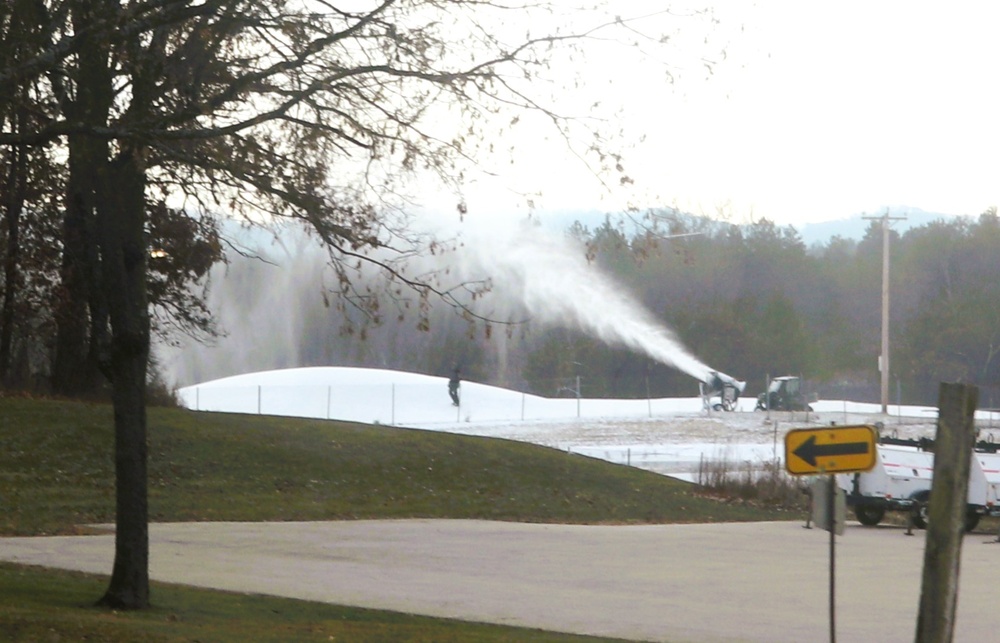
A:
0,397,794,535
0,396,796,641
0,562,625,642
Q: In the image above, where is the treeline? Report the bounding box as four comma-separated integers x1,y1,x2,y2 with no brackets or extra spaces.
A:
166,209,1000,407
541,210,1000,405
6,199,1000,406
563,211,1000,405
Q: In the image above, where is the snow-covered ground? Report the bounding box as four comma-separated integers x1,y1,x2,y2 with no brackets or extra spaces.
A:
178,366,999,479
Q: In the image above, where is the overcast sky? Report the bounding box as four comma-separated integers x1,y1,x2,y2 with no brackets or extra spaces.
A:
444,2,1000,228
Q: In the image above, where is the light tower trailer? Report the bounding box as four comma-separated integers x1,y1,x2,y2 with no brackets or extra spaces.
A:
837,439,1000,532
836,444,934,528
965,451,1000,530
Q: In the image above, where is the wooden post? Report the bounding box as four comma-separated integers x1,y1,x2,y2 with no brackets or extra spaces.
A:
576,375,581,418
825,473,837,643
915,382,978,643
863,211,906,413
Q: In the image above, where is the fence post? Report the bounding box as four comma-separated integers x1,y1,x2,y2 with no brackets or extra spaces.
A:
765,373,771,421
576,375,581,418
915,382,978,643
646,374,652,418
195,387,200,411
257,385,262,415
897,379,903,423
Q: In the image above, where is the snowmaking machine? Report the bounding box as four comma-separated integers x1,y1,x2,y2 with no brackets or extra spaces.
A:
700,371,747,412
755,375,813,412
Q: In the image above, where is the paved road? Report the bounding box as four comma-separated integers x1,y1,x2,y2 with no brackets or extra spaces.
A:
3,520,1000,642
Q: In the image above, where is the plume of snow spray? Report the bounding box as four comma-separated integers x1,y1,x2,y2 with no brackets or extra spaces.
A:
160,215,738,389
446,221,720,384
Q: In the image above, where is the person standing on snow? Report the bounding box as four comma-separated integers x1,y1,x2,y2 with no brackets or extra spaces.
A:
448,367,461,406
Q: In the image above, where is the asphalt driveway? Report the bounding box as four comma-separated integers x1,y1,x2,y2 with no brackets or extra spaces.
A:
2,520,1000,642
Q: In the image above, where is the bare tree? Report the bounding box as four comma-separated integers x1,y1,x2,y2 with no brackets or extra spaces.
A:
1,0,711,609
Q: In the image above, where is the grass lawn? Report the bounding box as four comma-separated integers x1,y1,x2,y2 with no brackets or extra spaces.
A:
0,396,797,641
0,562,628,642
0,397,796,534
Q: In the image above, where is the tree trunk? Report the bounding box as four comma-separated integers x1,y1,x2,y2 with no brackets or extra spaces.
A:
51,140,100,396
0,116,26,384
51,0,114,398
95,149,150,610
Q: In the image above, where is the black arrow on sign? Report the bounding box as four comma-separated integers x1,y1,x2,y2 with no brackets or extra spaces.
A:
793,435,870,467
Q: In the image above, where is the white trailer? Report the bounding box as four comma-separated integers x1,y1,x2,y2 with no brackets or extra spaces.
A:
839,440,1000,531
837,445,934,527
967,451,1000,526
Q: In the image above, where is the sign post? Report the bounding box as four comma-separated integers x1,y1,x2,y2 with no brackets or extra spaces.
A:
785,425,878,643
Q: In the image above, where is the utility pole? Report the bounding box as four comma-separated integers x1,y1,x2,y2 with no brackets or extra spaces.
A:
863,210,907,414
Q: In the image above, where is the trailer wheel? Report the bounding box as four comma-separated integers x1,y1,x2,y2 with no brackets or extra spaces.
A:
910,495,981,532
911,491,931,530
854,505,885,526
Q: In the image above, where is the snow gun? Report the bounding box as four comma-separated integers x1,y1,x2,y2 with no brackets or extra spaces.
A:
700,370,746,412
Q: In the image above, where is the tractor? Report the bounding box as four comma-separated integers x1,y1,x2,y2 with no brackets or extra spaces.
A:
755,376,813,412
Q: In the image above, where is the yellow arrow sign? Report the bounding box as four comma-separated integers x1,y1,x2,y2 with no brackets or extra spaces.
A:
785,425,878,475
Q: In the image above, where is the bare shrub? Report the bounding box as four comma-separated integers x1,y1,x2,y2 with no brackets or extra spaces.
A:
695,454,808,510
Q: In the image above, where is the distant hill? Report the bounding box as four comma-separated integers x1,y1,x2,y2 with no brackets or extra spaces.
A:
797,207,961,246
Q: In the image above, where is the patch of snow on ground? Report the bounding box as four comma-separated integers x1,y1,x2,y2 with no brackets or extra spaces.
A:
179,367,999,478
